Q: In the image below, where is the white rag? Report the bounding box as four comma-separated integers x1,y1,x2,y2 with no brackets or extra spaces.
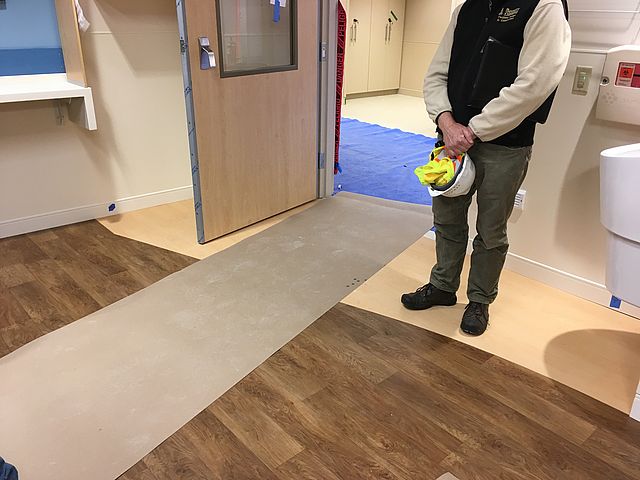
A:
75,0,90,32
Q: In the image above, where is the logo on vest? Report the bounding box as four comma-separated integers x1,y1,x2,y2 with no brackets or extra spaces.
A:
497,7,520,22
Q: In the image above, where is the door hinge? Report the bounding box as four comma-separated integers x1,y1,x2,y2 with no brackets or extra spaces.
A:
180,39,188,54
318,152,326,169
320,41,328,62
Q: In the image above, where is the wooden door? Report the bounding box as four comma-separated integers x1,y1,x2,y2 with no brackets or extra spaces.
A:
182,0,319,242
384,0,405,90
345,0,372,94
367,0,389,92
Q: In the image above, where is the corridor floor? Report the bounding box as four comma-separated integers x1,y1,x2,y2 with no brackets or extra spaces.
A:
1,224,638,479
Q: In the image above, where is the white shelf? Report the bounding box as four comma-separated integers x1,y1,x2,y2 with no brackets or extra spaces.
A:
0,73,97,130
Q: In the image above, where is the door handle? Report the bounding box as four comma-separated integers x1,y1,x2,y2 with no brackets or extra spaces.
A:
199,36,216,70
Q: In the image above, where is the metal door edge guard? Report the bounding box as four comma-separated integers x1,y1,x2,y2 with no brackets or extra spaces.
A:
177,0,206,244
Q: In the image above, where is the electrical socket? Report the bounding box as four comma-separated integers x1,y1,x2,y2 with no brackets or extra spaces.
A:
514,189,526,210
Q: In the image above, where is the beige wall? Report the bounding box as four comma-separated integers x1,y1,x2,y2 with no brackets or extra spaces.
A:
0,0,191,236
398,0,451,97
506,2,640,295
510,53,639,285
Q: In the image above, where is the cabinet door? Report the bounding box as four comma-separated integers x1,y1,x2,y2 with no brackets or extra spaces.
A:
345,0,372,95
384,0,405,90
367,0,389,92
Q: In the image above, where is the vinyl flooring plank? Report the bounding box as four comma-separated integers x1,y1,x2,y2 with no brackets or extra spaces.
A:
0,284,31,328
0,263,36,289
302,385,446,479
141,427,244,480
235,370,401,480
117,462,160,480
209,386,305,469
440,443,533,480
36,237,133,307
582,426,640,479
485,355,640,444
364,327,597,446
179,409,279,480
275,449,342,480
25,258,102,319
9,281,70,331
380,369,630,480
26,229,59,245
0,335,11,358
299,326,397,385
0,235,48,268
0,321,47,354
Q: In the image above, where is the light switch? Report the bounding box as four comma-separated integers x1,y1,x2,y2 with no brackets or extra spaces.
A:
572,66,592,96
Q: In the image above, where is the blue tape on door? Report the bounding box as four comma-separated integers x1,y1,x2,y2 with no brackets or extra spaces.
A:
610,296,622,309
273,0,281,23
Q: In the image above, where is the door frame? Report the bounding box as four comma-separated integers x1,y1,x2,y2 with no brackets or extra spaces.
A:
318,0,339,199
176,0,205,243
176,0,335,243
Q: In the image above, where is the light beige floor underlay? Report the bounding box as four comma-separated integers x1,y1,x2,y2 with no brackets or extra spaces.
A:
100,199,316,260
101,200,640,414
342,93,438,137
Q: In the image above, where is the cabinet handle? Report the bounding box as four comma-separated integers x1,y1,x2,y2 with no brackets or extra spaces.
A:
385,24,389,43
354,22,358,42
389,23,392,43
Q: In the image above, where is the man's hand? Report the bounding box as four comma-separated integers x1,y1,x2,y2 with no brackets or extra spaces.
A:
437,112,476,156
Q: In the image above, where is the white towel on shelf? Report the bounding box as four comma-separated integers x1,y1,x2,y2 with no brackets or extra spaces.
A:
75,0,90,32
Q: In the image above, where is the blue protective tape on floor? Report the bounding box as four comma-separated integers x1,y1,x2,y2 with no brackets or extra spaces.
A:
336,118,436,206
610,296,622,309
0,48,65,76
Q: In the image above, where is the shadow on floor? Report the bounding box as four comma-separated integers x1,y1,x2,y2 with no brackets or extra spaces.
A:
544,329,640,414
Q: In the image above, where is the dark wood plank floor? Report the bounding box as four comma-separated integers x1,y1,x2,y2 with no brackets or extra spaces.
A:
120,303,640,480
1,221,639,479
0,221,196,357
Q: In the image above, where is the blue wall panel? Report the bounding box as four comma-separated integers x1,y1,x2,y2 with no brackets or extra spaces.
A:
0,0,66,75
0,48,65,76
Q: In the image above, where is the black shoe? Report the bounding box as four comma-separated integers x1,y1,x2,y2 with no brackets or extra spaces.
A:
461,302,489,336
401,283,457,311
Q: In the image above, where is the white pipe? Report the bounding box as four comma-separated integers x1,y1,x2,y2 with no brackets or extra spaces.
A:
569,9,640,14
571,48,609,55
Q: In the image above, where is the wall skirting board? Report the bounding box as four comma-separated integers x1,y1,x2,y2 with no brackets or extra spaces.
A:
0,186,193,239
424,230,640,320
397,88,423,98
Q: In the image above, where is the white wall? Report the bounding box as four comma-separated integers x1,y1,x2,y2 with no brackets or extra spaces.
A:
0,0,192,237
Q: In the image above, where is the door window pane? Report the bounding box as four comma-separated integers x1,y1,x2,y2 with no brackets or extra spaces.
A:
217,0,297,76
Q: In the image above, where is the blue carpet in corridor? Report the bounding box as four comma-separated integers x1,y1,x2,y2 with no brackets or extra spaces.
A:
336,118,437,206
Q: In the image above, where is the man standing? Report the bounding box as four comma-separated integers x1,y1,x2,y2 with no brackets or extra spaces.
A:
401,0,571,336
